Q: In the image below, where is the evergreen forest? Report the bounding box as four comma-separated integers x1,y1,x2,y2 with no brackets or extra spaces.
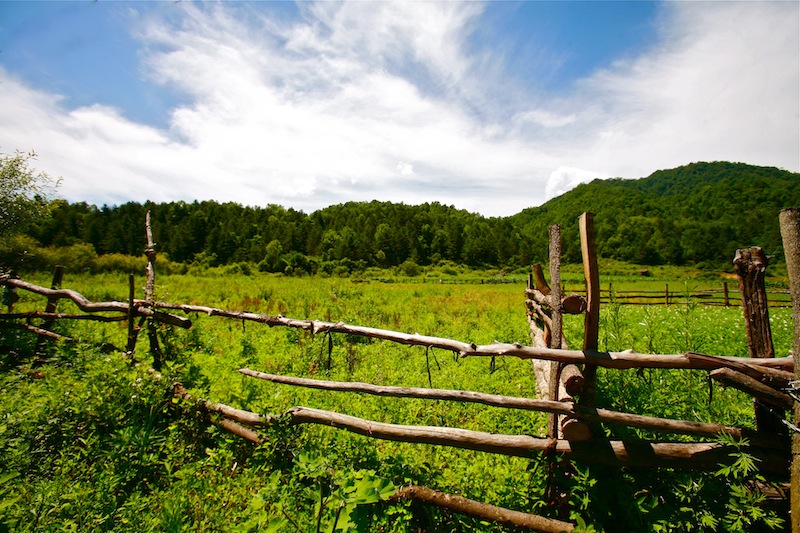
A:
15,161,800,273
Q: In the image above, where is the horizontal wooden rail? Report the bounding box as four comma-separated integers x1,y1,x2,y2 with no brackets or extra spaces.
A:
239,369,782,448
0,276,191,328
154,302,793,375
173,386,790,475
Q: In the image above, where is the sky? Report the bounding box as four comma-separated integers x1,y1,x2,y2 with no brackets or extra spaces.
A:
0,1,797,218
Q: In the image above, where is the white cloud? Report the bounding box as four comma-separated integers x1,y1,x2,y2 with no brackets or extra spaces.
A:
571,2,799,176
546,167,606,200
0,1,796,218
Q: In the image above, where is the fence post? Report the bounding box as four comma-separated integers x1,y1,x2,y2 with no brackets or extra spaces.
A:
578,212,600,406
126,274,138,355
779,207,800,531
723,281,729,307
733,246,781,435
665,283,669,306
546,225,562,439
144,211,163,370
34,265,64,355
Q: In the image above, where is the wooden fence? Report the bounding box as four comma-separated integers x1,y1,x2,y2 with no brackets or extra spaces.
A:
2,209,799,532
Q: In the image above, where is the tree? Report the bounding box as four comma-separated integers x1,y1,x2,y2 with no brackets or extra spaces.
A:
0,150,59,237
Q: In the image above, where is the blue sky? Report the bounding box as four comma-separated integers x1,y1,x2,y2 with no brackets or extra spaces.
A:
0,1,797,216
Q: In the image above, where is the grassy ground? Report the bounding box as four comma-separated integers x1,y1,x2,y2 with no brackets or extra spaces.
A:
0,266,792,531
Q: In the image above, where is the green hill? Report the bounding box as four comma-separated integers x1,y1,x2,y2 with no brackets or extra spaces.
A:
510,161,800,267
17,161,800,271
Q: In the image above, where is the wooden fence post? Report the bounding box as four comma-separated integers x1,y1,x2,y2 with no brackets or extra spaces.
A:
547,225,562,441
723,281,730,307
733,246,781,435
779,207,800,531
579,212,600,406
144,211,163,370
126,274,138,355
34,265,64,355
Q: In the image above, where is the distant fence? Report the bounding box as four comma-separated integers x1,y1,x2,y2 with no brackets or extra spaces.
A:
569,283,792,308
365,277,793,308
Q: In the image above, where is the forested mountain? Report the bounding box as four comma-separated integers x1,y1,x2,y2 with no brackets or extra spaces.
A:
26,161,800,271
510,162,799,266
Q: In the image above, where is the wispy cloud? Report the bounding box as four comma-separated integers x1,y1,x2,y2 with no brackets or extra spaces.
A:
0,1,796,216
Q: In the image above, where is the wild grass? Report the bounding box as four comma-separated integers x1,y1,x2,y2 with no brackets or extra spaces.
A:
1,269,792,531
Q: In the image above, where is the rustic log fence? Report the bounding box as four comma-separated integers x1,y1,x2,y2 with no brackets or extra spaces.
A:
2,209,799,531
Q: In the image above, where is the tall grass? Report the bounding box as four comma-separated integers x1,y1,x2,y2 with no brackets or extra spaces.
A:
1,270,791,531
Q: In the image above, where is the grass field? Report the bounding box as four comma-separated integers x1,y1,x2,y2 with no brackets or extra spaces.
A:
1,267,793,532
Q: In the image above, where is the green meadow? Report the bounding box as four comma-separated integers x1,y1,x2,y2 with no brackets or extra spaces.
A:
0,267,792,532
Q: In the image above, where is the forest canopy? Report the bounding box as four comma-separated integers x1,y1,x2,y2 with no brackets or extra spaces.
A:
18,161,800,273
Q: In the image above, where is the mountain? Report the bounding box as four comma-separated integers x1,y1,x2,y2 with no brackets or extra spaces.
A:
509,161,800,266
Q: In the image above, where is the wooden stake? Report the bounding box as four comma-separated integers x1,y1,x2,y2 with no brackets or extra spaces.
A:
579,212,600,406
734,247,782,434
778,207,800,531
126,274,138,355
724,281,730,307
143,210,162,370
547,225,563,440
34,265,63,355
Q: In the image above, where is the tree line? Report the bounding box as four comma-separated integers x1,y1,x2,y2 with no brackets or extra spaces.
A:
12,161,800,273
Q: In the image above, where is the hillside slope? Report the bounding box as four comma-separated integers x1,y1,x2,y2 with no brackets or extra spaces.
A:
510,161,800,266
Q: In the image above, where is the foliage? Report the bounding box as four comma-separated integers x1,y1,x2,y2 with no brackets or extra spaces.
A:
22,162,800,272
0,150,59,239
0,270,794,531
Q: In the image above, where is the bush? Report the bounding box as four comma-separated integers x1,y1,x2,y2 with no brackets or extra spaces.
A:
398,259,421,277
93,253,147,274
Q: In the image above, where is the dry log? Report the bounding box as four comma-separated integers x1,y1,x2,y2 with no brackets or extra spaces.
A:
216,418,264,445
387,485,574,532
462,343,793,373
237,370,780,447
561,294,587,315
0,277,191,329
144,210,156,303
709,369,793,411
734,246,782,434
559,364,585,397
